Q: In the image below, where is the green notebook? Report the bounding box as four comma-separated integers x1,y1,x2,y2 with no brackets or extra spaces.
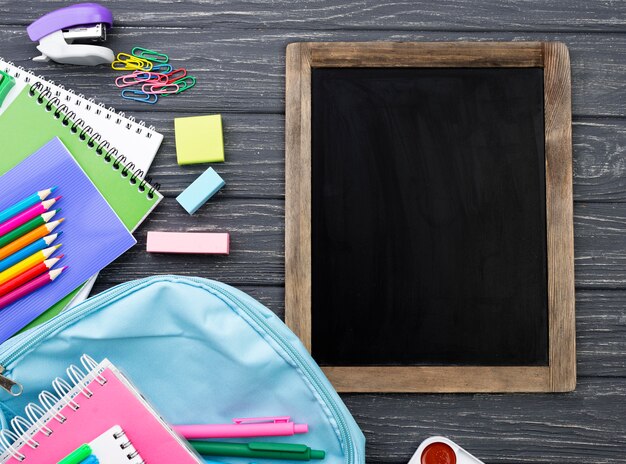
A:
0,86,162,330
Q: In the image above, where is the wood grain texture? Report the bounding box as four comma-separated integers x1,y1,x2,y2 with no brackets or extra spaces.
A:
543,42,576,391
1,28,626,116
308,41,544,67
2,0,624,32
341,377,626,464
0,0,624,460
284,43,312,350
324,367,550,393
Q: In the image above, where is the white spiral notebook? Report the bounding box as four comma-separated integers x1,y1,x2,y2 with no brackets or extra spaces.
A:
90,426,145,464
0,59,163,177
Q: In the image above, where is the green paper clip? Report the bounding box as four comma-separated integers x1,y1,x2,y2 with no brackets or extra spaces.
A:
0,70,15,106
131,47,169,64
163,76,196,96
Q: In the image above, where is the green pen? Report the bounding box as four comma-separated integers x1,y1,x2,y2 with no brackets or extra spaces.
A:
57,443,92,464
0,70,15,106
190,441,326,461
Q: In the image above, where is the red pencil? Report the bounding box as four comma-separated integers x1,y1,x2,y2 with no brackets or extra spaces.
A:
0,256,63,298
0,266,67,310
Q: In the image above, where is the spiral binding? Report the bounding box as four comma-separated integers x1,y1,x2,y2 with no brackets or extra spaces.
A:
0,355,108,462
0,60,160,198
0,61,157,137
112,428,145,463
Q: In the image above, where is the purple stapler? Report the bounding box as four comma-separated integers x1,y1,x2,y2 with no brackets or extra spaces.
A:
27,3,114,65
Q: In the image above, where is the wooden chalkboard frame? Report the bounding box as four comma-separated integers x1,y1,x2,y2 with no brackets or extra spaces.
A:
285,42,575,393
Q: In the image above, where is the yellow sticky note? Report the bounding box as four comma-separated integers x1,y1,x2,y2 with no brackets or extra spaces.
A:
175,114,224,165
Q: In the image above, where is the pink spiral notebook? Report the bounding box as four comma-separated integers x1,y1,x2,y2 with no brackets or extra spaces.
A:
0,355,202,463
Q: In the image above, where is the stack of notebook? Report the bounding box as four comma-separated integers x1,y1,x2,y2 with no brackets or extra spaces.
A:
0,58,164,337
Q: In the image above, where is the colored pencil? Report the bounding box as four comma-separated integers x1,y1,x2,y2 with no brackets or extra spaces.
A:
0,244,61,285
0,266,67,310
0,188,56,224
0,210,59,250
0,256,63,298
0,233,62,273
0,218,64,261
0,197,60,237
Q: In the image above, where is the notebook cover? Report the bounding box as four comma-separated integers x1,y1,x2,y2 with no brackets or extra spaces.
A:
0,87,162,232
5,361,202,463
0,58,164,177
0,138,136,343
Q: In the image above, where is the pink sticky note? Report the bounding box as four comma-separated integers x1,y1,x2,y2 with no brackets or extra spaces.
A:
147,231,229,254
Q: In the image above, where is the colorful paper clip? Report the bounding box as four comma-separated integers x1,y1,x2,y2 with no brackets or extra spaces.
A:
152,63,173,74
135,72,168,84
163,76,196,95
132,47,169,64
114,71,143,88
121,89,158,104
142,83,180,95
111,53,153,71
165,68,187,84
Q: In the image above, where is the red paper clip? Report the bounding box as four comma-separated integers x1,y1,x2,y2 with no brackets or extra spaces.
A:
165,68,187,84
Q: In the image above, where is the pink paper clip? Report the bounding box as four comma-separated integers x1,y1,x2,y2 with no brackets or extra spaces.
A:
142,83,179,95
165,68,187,84
115,71,145,88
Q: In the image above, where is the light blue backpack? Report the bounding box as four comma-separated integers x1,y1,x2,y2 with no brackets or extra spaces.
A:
0,275,365,463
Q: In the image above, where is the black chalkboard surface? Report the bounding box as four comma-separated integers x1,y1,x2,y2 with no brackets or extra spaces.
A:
311,67,548,366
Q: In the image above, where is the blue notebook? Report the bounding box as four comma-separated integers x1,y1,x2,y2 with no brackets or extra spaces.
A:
0,138,136,342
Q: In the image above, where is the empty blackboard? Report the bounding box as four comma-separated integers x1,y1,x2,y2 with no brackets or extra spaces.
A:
311,66,547,366
286,42,575,392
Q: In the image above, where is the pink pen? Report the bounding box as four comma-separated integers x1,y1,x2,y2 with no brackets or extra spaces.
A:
0,197,60,237
174,416,309,439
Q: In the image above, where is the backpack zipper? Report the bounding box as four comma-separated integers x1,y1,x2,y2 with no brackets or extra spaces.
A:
0,365,22,396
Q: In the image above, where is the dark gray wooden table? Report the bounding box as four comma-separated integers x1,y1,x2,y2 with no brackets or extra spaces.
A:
1,1,625,462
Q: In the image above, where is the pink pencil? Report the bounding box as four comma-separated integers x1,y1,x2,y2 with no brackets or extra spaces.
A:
0,266,67,310
0,197,60,237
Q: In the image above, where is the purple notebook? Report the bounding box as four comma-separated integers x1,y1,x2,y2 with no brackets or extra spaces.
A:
0,138,135,342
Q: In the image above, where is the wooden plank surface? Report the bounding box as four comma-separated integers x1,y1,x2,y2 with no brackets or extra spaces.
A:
2,1,624,32
1,28,626,116
2,0,625,462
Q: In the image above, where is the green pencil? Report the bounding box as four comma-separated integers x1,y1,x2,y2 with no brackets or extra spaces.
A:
0,210,58,248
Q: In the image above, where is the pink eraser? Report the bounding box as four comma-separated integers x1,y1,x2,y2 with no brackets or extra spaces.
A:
146,231,230,254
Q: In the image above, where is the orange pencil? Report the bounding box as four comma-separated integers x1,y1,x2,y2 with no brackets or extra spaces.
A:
0,218,64,261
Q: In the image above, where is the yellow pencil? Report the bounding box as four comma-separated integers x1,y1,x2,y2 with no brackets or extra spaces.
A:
0,244,61,286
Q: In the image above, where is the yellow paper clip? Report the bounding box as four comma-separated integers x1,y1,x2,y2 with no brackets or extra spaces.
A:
111,56,153,71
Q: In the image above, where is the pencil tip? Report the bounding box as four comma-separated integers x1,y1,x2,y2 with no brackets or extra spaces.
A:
50,186,57,193
57,254,65,259
57,218,65,223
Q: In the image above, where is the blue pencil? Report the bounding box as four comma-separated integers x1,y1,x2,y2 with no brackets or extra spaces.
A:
0,188,56,224
0,232,61,273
